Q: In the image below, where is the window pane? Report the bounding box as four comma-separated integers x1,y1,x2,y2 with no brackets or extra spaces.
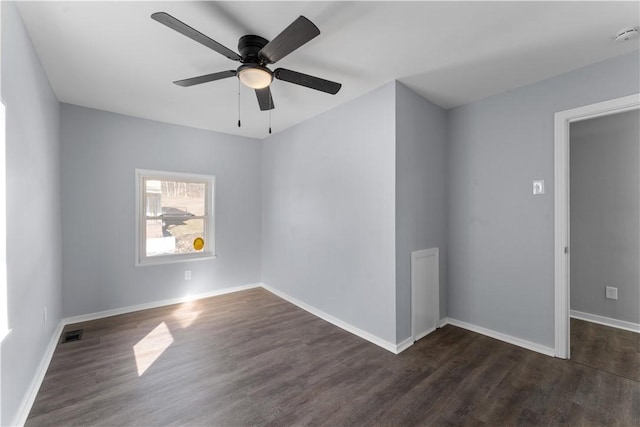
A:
144,180,206,217
146,218,205,257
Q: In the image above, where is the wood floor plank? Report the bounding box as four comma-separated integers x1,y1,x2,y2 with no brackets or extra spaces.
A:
570,318,640,382
26,288,640,426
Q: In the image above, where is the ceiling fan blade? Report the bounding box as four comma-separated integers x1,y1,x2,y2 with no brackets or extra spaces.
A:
151,12,242,61
255,87,275,111
173,70,237,87
258,16,320,64
274,68,341,95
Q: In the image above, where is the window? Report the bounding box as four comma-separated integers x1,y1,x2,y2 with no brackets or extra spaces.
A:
136,169,215,265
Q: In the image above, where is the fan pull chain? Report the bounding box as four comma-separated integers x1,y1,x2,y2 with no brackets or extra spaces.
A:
237,79,241,128
268,95,273,134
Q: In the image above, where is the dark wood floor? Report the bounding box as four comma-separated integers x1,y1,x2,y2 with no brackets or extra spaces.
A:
571,317,639,382
27,288,639,426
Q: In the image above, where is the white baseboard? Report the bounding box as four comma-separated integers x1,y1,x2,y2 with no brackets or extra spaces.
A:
363,318,450,355
13,320,65,427
64,283,262,325
395,337,414,353
570,310,640,333
261,283,402,354
414,327,436,342
445,317,555,357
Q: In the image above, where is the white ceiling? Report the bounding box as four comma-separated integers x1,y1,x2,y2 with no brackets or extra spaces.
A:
16,1,640,139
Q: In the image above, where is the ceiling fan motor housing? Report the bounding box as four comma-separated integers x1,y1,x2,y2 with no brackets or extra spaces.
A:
238,35,269,63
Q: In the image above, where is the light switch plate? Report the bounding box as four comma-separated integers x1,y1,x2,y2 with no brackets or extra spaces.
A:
533,180,545,195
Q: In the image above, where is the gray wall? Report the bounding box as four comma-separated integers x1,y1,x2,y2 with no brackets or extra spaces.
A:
1,2,62,425
395,82,448,342
447,51,640,348
61,104,262,317
570,110,639,323
2,8,638,422
261,83,397,343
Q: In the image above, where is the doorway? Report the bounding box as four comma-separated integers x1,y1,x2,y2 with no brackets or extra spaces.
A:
554,94,640,359
569,110,639,380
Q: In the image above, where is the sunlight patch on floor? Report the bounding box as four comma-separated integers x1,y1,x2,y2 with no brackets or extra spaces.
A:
133,321,174,376
173,301,200,328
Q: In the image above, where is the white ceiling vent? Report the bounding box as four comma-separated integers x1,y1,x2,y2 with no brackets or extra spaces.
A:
614,27,639,43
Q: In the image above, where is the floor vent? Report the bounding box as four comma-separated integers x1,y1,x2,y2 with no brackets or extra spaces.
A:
61,329,83,343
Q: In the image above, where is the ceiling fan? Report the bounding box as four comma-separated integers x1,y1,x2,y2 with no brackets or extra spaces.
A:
151,12,342,111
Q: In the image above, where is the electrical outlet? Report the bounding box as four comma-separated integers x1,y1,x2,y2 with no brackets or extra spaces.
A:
185,270,191,280
605,286,618,300
43,307,48,326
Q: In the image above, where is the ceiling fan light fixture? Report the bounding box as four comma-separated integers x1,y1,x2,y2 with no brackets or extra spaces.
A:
238,65,273,89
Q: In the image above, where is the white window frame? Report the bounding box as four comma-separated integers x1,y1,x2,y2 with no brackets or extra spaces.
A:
135,169,216,266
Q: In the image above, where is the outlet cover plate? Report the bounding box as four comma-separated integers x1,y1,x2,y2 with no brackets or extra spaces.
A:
533,180,545,195
605,286,618,300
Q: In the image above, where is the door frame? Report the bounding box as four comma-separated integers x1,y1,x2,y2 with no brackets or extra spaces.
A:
554,93,640,359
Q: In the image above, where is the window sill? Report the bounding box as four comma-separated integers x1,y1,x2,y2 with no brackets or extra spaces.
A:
136,253,217,267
